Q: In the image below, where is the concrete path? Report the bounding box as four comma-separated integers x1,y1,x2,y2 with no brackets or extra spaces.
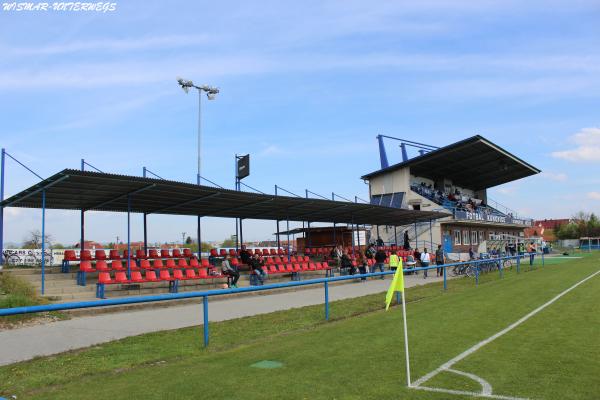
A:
0,274,444,366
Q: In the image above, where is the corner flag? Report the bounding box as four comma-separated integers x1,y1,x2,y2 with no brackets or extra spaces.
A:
384,259,411,387
385,259,404,310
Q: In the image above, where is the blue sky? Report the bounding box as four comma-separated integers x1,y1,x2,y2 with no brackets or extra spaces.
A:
1,1,599,245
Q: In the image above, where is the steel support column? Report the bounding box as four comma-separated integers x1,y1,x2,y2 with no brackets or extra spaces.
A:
239,219,244,249
143,213,148,255
394,226,398,247
197,216,202,259
276,220,280,248
286,219,290,261
414,222,418,249
127,195,131,279
80,159,85,261
41,190,46,295
429,219,433,252
0,148,5,266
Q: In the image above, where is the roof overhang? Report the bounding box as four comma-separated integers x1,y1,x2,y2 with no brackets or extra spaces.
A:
1,169,448,226
361,135,541,190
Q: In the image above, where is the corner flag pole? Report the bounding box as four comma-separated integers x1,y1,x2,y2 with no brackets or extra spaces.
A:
385,260,411,387
401,290,411,386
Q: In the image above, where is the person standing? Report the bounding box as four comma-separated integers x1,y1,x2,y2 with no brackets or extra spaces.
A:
528,242,536,265
435,244,445,277
221,255,240,288
389,250,400,271
420,248,431,279
403,231,410,250
373,247,387,279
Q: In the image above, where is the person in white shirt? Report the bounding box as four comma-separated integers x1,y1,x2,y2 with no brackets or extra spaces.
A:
420,248,431,279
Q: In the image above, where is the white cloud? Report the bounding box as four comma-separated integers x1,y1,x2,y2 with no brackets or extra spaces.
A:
588,192,600,200
540,172,568,182
552,127,600,162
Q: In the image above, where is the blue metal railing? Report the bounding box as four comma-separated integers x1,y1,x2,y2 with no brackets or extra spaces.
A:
0,253,544,346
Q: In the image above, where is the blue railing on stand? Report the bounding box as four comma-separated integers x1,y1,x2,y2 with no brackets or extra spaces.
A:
0,253,543,347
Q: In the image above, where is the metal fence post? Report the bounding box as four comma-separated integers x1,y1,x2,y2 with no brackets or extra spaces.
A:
542,251,545,267
443,265,447,290
516,255,520,274
203,295,209,346
499,259,503,279
41,189,46,295
396,291,401,305
324,281,329,320
475,265,479,286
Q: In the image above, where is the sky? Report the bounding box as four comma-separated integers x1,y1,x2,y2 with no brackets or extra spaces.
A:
1,0,599,246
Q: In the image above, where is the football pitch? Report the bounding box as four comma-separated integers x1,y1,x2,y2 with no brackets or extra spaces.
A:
1,254,598,400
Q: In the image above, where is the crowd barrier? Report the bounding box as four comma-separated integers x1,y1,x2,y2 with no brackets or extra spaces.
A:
0,253,544,346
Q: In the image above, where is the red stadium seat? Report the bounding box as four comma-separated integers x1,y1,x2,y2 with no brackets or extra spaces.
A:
301,263,309,271
305,248,312,255
153,259,164,269
308,263,316,271
262,266,269,274
285,263,293,272
111,260,125,271
95,250,107,260
183,248,193,258
172,249,182,258
198,268,209,278
148,249,160,259
79,261,95,272
140,259,152,269
266,257,274,265
96,260,110,272
201,259,210,268
63,250,77,261
159,270,173,281
109,250,121,260
230,258,239,267
177,259,189,268
315,262,323,270
98,272,113,284
269,265,278,274
126,260,140,271
185,269,198,279
122,250,130,259
322,262,330,270
115,271,129,284
277,264,286,273
229,249,237,257
210,249,218,257
161,249,171,258
277,248,284,255
136,249,146,259
262,249,270,256
302,255,309,262
273,256,281,263
80,250,92,261
189,258,200,268
130,271,145,283
253,249,261,256
290,256,297,263
165,259,176,269
219,249,227,257
293,263,301,272
173,269,185,280
145,270,159,282
270,249,277,255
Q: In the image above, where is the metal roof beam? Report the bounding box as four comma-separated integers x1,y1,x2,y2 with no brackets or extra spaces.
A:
147,192,221,214
4,174,71,207
84,184,156,211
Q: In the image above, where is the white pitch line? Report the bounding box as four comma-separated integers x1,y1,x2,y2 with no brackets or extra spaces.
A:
412,385,529,400
447,368,493,395
412,269,600,388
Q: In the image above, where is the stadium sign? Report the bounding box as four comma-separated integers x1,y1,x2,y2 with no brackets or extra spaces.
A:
454,211,532,226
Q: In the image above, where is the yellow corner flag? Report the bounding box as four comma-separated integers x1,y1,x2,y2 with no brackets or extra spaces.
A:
385,259,404,310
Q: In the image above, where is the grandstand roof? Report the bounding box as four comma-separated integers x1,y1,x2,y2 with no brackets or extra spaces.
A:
2,169,448,226
361,135,540,190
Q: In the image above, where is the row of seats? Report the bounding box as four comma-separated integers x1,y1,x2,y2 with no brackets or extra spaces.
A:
210,248,288,257
305,247,413,257
257,262,331,275
64,248,196,262
78,258,214,272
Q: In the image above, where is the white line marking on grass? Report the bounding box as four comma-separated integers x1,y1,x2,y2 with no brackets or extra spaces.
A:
412,385,529,400
411,269,600,396
447,368,492,395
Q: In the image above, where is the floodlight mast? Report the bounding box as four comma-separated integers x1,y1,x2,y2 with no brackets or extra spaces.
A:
176,77,219,185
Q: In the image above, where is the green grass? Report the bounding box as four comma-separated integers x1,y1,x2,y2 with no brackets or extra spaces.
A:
0,272,49,324
1,255,598,399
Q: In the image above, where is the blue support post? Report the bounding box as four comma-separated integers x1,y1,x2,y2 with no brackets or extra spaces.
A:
41,190,46,295
542,251,544,267
443,265,447,290
203,295,209,346
499,260,503,279
0,148,5,266
276,220,280,248
143,213,148,255
286,219,290,261
127,195,131,279
324,281,329,320
377,135,389,169
197,216,202,260
80,159,85,270
516,255,520,273
396,291,401,305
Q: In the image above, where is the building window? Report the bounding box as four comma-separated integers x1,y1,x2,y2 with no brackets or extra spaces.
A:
471,231,478,245
488,231,494,240
454,230,461,245
463,230,470,245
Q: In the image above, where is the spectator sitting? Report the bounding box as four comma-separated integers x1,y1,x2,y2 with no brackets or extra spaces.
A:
340,251,354,275
221,255,240,288
365,243,376,261
249,253,266,284
357,255,368,281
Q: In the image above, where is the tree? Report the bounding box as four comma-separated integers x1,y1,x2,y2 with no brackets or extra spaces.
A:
185,236,193,245
51,243,65,249
22,230,52,249
221,235,237,248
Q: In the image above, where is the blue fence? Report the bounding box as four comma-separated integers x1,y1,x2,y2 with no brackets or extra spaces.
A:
0,253,543,346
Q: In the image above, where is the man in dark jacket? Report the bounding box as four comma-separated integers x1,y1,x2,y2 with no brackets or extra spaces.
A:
239,245,251,264
249,253,266,284
372,248,386,279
